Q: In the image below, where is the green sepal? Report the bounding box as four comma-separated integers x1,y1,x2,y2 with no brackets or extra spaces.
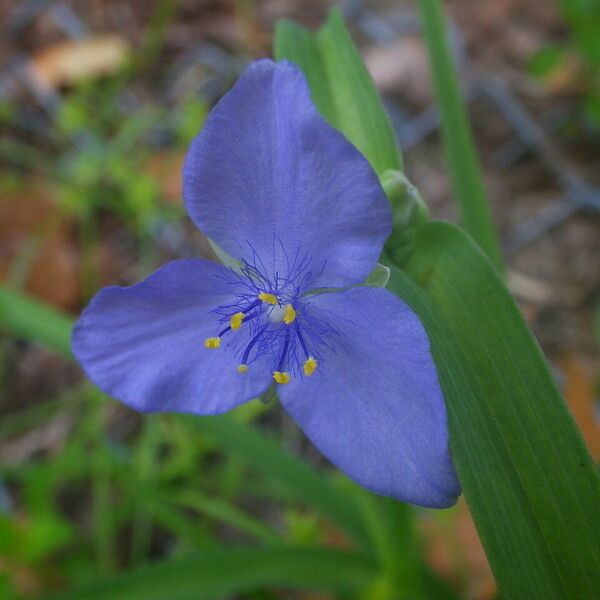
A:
363,263,391,288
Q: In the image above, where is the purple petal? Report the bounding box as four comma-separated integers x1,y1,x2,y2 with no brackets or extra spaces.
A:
183,59,391,288
72,260,271,414
277,287,460,508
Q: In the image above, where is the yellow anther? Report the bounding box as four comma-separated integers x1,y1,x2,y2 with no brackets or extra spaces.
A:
236,364,248,374
283,304,296,325
230,312,244,330
273,371,291,384
303,357,317,376
204,337,221,349
258,292,278,305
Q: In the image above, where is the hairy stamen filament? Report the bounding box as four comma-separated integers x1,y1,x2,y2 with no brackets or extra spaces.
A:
295,322,309,356
206,249,329,377
237,323,269,374
206,309,261,348
295,322,317,376
243,299,261,314
273,327,291,384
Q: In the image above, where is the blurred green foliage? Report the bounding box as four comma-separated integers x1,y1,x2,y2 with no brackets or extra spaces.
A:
54,80,205,230
530,0,600,129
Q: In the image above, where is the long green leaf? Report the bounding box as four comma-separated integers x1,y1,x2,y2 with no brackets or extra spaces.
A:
274,9,402,177
0,285,73,357
190,414,370,547
386,222,600,598
169,490,280,543
418,0,504,271
49,546,377,600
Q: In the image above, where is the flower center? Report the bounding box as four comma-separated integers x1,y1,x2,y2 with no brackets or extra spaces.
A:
269,303,296,324
202,249,336,384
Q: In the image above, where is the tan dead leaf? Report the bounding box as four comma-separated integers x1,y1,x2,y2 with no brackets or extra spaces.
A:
146,151,185,204
507,269,554,304
542,52,587,96
0,183,80,310
29,35,130,89
363,36,433,105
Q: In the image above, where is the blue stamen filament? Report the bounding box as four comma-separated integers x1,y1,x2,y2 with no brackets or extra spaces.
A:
242,323,269,365
243,299,261,314
273,326,291,384
204,247,332,380
295,322,309,356
217,311,259,337
295,321,317,376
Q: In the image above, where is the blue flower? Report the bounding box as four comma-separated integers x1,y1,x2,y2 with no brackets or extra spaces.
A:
72,60,459,508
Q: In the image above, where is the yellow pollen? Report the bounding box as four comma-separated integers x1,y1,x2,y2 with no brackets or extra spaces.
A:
283,304,296,325
273,371,291,384
303,357,317,376
236,364,248,374
258,292,278,305
230,312,244,330
204,337,221,349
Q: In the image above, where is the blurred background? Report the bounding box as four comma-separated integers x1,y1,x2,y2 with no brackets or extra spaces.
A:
0,0,598,598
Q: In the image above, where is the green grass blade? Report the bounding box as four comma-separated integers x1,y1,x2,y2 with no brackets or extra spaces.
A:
275,9,402,176
418,0,504,271
190,415,370,547
49,546,378,600
169,490,281,543
386,222,600,598
0,285,73,357
355,494,423,596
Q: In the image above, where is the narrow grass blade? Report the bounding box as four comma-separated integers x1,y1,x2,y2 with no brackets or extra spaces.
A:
49,546,378,600
191,415,370,548
0,285,73,357
418,0,504,271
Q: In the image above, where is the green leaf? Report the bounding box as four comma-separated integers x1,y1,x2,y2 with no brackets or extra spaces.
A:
354,494,423,597
190,414,370,548
363,263,390,288
527,45,566,77
418,0,504,271
49,546,377,600
274,9,402,177
169,490,280,543
554,0,600,66
0,285,73,357
386,221,600,599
